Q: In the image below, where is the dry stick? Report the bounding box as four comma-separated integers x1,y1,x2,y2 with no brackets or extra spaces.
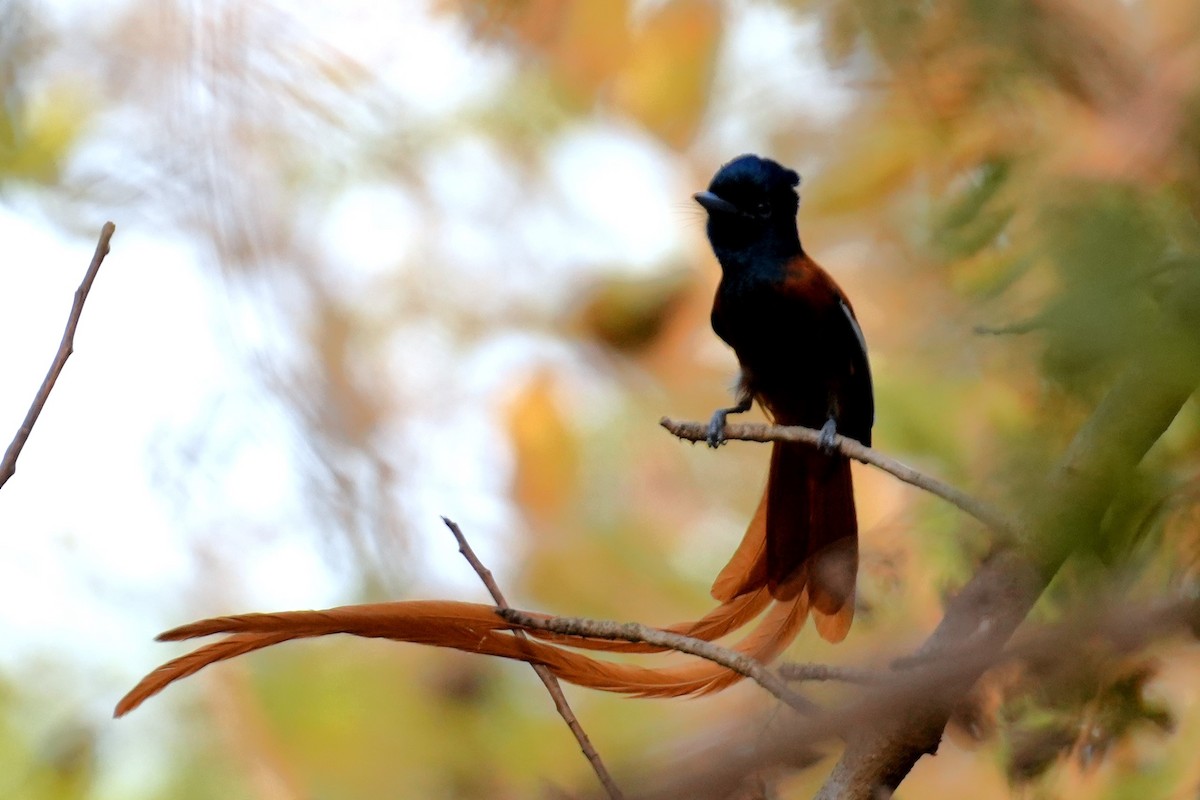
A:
440,518,625,800
660,417,1017,537
498,609,818,714
0,222,116,489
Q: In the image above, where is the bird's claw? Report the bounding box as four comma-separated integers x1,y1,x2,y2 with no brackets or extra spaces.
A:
706,411,728,448
818,418,839,455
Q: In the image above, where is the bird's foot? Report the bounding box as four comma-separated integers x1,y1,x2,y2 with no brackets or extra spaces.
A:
707,397,752,449
818,418,839,455
706,410,729,448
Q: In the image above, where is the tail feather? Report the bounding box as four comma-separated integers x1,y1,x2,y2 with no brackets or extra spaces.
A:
116,594,808,717
710,488,769,602
157,592,773,655
812,592,854,643
766,441,858,642
156,601,509,643
115,631,298,718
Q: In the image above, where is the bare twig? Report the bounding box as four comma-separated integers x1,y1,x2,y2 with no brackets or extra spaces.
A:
442,517,513,609
660,417,1017,537
440,518,625,800
497,609,818,714
1,222,115,489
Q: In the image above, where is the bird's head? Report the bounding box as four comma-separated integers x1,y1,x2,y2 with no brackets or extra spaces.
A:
694,154,802,260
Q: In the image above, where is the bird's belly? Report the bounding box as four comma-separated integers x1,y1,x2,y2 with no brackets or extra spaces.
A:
738,341,850,427
713,282,857,427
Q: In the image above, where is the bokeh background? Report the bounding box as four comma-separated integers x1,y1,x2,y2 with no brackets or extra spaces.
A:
3,0,1200,797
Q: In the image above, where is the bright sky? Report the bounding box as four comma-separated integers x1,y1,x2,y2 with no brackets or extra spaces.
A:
0,2,854,794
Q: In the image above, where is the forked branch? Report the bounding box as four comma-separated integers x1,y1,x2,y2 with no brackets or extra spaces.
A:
441,517,625,800
499,609,817,714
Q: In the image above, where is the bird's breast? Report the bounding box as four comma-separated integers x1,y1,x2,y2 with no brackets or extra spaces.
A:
711,270,854,425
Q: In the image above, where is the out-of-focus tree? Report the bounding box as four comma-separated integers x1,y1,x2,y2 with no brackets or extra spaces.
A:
3,0,1200,797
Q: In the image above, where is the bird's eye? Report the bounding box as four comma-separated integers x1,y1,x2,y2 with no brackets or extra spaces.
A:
754,201,772,218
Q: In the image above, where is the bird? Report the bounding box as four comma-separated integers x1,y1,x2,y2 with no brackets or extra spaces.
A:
114,155,871,717
696,153,873,641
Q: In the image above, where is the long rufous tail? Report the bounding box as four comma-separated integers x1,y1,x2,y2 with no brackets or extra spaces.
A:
116,468,847,716
114,592,808,716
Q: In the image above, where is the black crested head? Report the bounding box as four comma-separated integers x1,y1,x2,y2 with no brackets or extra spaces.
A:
694,154,803,271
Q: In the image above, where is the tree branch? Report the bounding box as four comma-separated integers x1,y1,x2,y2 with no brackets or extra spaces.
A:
635,592,1200,800
441,517,625,800
777,662,880,684
1,222,116,489
659,417,1017,537
659,354,1198,797
814,357,1199,799
498,609,818,714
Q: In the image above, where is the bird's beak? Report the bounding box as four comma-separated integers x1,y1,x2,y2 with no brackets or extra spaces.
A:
693,191,739,216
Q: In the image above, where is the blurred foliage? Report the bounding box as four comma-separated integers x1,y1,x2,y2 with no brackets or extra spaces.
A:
0,81,90,184
999,658,1174,785
0,6,88,185
4,0,1200,797
452,0,720,146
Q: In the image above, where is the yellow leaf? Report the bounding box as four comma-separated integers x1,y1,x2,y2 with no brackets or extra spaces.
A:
544,0,632,105
505,370,578,525
1,82,90,183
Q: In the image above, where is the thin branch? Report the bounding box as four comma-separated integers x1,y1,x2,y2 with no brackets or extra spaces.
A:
777,662,880,684
660,417,1018,537
440,518,625,800
442,517,513,609
1,222,115,489
497,609,818,714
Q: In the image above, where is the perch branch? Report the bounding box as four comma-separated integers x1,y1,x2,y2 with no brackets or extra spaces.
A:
441,518,624,800
1,222,115,489
498,609,818,714
660,417,1017,537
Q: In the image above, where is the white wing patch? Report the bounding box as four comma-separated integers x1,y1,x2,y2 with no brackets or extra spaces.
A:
840,299,869,368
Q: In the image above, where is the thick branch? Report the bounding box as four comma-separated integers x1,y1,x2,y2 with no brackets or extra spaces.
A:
816,357,1199,799
636,593,1200,800
660,417,1017,536
441,518,624,800
1,222,116,489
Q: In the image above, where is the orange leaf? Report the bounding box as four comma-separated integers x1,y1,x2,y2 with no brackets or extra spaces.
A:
613,0,721,147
